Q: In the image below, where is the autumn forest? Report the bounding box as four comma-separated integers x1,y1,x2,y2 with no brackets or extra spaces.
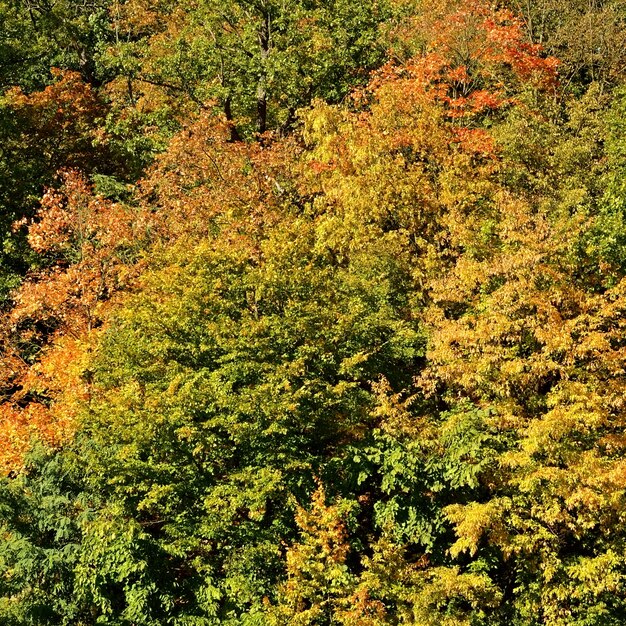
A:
2,0,626,623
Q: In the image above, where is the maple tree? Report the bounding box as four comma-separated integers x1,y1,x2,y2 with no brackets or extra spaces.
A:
0,67,131,302
0,169,147,474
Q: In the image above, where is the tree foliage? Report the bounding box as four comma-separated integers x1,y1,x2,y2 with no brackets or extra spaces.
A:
2,0,626,624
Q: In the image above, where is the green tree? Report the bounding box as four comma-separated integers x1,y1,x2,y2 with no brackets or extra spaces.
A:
101,0,391,136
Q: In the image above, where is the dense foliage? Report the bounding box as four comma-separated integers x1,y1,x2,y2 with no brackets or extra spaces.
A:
2,0,626,623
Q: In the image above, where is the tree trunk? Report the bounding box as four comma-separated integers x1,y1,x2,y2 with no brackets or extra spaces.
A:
224,96,242,142
256,11,270,134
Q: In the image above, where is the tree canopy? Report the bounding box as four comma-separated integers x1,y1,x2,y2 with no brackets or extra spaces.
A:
2,0,626,624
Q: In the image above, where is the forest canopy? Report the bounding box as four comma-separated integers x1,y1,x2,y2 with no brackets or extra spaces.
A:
2,0,626,624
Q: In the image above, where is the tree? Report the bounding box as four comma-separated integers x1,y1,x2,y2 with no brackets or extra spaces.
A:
0,170,147,474
0,67,129,302
100,0,391,136
506,0,626,92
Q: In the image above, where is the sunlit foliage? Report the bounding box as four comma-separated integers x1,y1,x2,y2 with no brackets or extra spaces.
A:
2,0,626,624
